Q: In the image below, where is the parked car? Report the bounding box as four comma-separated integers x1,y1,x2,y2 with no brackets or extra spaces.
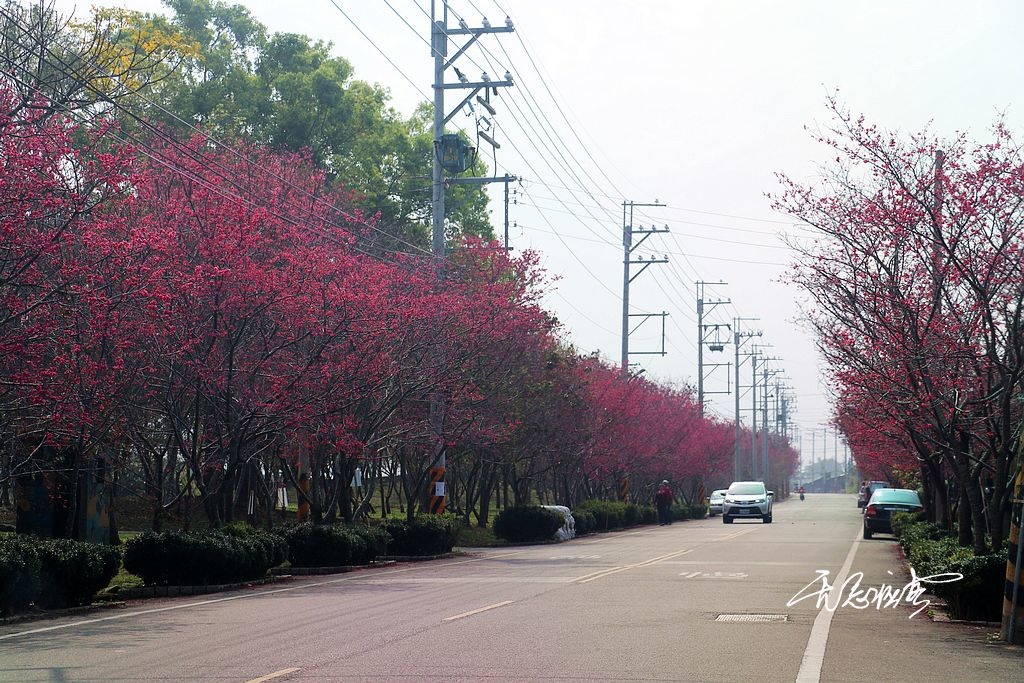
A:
707,489,727,516
858,480,891,509
722,481,772,524
863,488,923,539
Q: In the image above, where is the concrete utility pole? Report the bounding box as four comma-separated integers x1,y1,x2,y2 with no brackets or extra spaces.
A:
761,366,780,486
732,319,760,481
834,427,839,492
620,200,668,376
430,0,514,513
696,281,730,416
749,346,775,480
810,429,816,489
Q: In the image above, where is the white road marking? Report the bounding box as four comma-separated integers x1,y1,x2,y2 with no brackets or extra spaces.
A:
574,548,695,584
443,600,514,622
246,667,301,683
795,526,861,683
0,552,526,642
679,571,749,579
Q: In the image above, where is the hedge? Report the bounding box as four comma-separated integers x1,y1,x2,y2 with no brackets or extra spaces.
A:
573,510,597,535
280,523,387,567
0,535,120,615
124,527,285,586
573,500,625,530
0,535,42,615
573,500,657,531
382,515,461,556
36,538,121,609
493,506,565,543
893,517,1005,621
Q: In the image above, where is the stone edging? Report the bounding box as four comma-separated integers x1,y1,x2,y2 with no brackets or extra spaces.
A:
95,573,289,601
270,560,396,576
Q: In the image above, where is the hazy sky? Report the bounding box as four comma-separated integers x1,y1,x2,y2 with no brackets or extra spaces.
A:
52,0,1024,467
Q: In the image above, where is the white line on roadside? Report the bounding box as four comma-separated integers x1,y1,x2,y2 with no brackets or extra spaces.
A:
443,600,514,622
795,526,861,683
0,550,526,642
245,667,301,683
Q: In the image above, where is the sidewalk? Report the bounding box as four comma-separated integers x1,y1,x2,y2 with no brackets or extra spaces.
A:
818,535,1023,681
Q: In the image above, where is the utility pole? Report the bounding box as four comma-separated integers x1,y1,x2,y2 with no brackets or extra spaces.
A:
732,318,760,481
621,200,668,375
823,425,828,491
751,347,758,478
749,346,775,480
430,1,514,513
810,429,816,490
696,281,730,416
761,366,780,487
834,426,839,492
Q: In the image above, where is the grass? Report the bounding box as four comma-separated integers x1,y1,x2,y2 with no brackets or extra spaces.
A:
455,522,507,547
100,565,145,594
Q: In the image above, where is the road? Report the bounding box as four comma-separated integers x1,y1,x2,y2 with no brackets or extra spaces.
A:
0,494,1019,682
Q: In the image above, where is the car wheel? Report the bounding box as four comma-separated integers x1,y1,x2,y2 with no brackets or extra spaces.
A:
723,515,732,524
763,513,772,524
863,524,872,540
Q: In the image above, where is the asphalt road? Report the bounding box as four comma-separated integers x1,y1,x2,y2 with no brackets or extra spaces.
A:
1,494,1020,682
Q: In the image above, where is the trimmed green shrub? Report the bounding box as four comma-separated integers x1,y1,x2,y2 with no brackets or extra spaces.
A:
670,502,688,520
281,523,362,568
689,503,708,519
0,535,41,615
220,523,289,570
573,510,597,535
895,519,948,555
623,503,641,526
905,536,1005,621
639,506,658,525
574,500,626,530
0,535,120,613
350,525,390,564
383,515,461,556
35,539,121,609
493,506,565,543
124,529,278,585
890,510,926,539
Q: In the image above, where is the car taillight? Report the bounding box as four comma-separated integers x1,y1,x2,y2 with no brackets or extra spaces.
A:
865,505,877,517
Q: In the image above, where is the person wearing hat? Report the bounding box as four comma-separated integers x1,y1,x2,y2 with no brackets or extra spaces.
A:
654,480,674,526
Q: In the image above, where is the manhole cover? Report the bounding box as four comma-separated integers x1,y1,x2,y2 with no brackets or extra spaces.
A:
715,614,789,623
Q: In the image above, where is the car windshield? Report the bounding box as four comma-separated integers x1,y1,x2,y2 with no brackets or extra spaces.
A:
871,489,921,505
710,491,727,498
728,483,765,495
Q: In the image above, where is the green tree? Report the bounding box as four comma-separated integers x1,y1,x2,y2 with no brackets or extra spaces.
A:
121,0,494,249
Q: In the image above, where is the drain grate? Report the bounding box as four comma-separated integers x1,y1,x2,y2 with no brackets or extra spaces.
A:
715,613,789,623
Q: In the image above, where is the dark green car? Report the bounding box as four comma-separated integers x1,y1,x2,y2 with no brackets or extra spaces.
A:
863,488,923,539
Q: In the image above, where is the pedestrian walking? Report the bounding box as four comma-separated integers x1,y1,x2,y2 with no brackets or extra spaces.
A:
654,480,674,526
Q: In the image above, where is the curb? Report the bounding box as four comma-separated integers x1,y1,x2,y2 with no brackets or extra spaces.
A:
270,560,396,576
95,574,290,602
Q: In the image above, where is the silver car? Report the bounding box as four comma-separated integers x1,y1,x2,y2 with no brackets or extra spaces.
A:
722,481,773,524
707,489,728,516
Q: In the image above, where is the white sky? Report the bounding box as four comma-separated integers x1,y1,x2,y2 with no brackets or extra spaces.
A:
53,0,1024,467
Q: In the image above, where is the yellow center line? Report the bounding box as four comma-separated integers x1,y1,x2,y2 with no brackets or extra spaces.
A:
246,667,301,683
443,600,515,622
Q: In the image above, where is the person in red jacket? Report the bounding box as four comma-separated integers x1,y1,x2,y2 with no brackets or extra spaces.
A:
654,480,674,526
